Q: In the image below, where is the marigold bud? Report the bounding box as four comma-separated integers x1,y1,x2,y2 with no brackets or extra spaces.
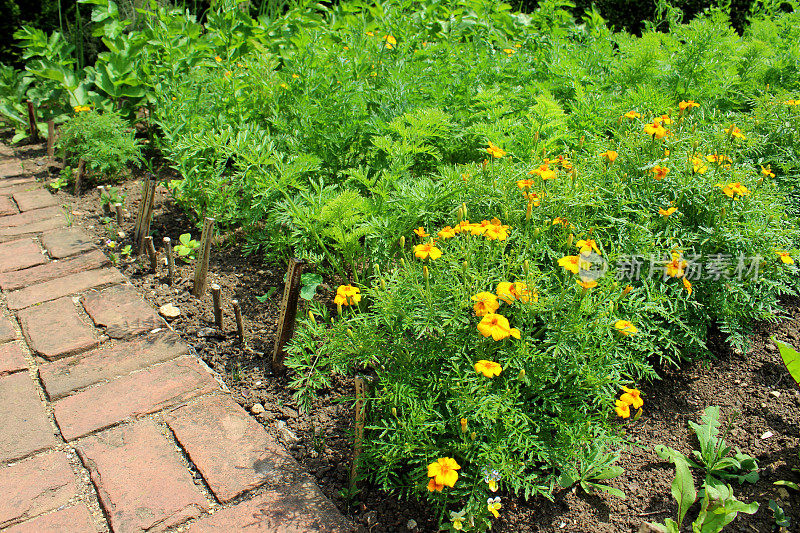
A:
399,236,405,249
380,278,387,290
567,233,574,248
470,431,476,441
622,285,632,296
423,265,429,280
308,311,316,325
579,135,585,148
347,328,354,338
392,407,398,418
517,369,525,380
523,260,530,276
460,418,468,432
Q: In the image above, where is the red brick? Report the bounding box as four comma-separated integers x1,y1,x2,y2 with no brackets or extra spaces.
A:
39,331,189,400
0,176,35,189
76,421,209,532
187,474,352,533
81,285,163,339
2,504,98,533
0,159,23,178
0,342,27,376
0,373,57,462
0,238,46,272
0,145,13,158
53,357,220,440
17,297,99,360
0,195,18,216
41,228,95,259
0,206,63,229
167,395,299,503
0,217,67,242
0,315,17,343
12,189,57,212
7,267,126,310
0,452,78,528
0,250,109,291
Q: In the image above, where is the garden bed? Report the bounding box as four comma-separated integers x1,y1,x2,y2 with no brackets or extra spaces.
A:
30,146,799,532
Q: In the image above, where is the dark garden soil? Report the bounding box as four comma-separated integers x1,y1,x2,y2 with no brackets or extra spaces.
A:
20,141,800,533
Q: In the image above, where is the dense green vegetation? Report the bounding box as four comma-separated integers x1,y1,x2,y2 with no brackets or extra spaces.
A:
1,0,799,530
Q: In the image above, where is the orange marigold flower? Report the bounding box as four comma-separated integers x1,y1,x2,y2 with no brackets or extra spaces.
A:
692,157,708,174
659,206,678,216
333,285,361,306
644,120,668,139
427,457,460,488
496,281,534,304
679,100,699,112
651,165,669,180
725,125,745,139
529,163,557,180
620,386,644,408
786,99,800,106
706,153,731,167
654,114,673,125
761,165,775,178
502,48,516,55
438,226,456,239
413,227,429,238
615,399,631,418
576,239,601,256
523,191,541,207
665,251,687,278
486,142,507,159
552,217,570,227
577,278,598,289
474,359,503,378
414,242,442,260
776,251,794,265
623,110,641,120
516,178,535,190
600,150,618,163
615,320,637,336
477,313,521,341
683,277,693,295
558,255,587,275
471,292,500,317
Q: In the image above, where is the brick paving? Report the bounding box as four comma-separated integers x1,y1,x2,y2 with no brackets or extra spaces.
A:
0,140,352,532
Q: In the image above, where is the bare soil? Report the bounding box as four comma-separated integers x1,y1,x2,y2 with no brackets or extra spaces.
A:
20,141,800,533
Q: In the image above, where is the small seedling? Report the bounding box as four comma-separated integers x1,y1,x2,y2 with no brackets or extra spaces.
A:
558,443,626,499
256,287,278,303
100,186,126,208
174,233,200,262
47,175,69,191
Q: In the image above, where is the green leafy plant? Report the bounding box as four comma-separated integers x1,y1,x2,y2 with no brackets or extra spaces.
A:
774,338,800,386
647,406,759,533
557,443,626,499
769,499,791,529
300,273,323,301
100,186,125,208
47,174,69,191
173,233,199,262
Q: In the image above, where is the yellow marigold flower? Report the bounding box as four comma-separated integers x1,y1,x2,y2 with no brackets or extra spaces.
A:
487,497,502,519
651,165,669,180
516,178,534,190
437,226,456,239
776,251,794,264
214,55,222,62
552,217,570,227
73,105,91,112
523,191,541,207
761,165,775,178
576,239,601,256
615,399,631,418
280,82,288,89
427,457,460,488
414,241,442,260
496,281,534,304
692,157,708,174
786,99,799,106
484,218,510,241
502,48,515,55
453,220,472,234
558,255,589,275
224,70,232,77
427,478,444,492
515,43,522,48
716,182,750,199
366,31,374,36
333,285,361,306
577,278,598,289
654,114,673,125
644,120,667,139
413,227,428,238
665,252,687,278
615,320,637,336
471,292,500,317
623,110,641,120
384,35,397,45
600,150,618,163
620,386,644,409
725,125,745,139
477,313,521,341
659,206,678,216
679,100,699,112
706,153,731,167
474,359,503,378
683,277,693,295
486,141,507,159
529,163,557,180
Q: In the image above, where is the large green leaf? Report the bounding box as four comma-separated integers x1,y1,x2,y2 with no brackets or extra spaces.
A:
773,338,800,387
655,445,697,526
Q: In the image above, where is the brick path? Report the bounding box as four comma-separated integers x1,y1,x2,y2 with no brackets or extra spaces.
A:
0,142,352,533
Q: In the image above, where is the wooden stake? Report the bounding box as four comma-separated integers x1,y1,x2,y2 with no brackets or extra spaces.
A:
114,203,123,226
144,236,157,272
211,283,223,330
192,217,215,297
46,120,55,159
349,376,366,491
26,101,39,142
271,258,305,374
136,179,157,255
74,158,86,196
232,299,244,342
132,175,150,248
163,237,175,285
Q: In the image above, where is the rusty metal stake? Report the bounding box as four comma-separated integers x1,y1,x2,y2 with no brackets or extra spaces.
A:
26,101,39,142
270,258,305,374
211,283,223,330
349,376,366,491
191,217,215,297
